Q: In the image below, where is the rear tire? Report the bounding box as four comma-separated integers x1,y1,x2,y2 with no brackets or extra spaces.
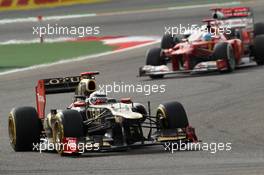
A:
161,34,174,49
253,35,264,65
212,42,236,73
146,47,165,79
254,22,264,36
52,110,84,154
8,107,41,151
156,101,189,129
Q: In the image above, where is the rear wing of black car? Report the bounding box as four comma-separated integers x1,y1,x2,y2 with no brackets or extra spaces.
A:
35,71,99,119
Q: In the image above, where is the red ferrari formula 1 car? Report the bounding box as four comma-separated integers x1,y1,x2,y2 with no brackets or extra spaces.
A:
8,72,198,155
139,7,264,79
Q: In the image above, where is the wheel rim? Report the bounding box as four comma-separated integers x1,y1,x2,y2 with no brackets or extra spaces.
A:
157,108,168,129
53,122,64,153
8,114,16,147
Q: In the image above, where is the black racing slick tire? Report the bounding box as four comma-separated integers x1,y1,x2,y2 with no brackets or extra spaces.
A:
161,34,175,49
212,42,236,73
146,47,165,79
8,107,41,151
253,35,264,65
52,110,84,154
156,101,189,129
254,22,264,36
146,47,165,66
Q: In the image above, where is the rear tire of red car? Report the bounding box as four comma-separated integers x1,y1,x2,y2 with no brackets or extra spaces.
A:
8,107,41,151
52,110,84,155
212,42,236,73
161,34,174,49
156,101,189,129
146,47,165,79
254,22,264,36
253,34,264,65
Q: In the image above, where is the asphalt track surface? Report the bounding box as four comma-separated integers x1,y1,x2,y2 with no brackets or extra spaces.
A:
1,1,264,175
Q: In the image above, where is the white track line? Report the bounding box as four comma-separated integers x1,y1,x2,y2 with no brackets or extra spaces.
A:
0,40,159,76
0,36,160,45
0,37,71,45
168,2,241,10
0,13,96,25
102,36,161,44
0,1,240,25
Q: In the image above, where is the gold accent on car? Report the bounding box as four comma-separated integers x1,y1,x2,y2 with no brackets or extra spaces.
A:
52,114,64,154
157,105,169,128
157,136,186,142
8,112,16,148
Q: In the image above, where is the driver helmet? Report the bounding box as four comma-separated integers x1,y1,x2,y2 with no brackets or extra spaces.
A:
202,32,212,41
87,91,108,105
213,11,225,19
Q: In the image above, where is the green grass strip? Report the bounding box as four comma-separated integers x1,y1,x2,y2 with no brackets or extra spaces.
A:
0,41,115,72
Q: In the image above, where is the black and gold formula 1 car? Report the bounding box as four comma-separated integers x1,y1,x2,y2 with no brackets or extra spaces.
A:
8,71,198,156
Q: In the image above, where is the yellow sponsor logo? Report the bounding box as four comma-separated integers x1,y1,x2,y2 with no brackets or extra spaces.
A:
0,0,107,11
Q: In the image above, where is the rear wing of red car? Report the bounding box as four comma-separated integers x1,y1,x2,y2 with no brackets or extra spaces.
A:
211,7,252,19
211,7,254,30
35,72,99,119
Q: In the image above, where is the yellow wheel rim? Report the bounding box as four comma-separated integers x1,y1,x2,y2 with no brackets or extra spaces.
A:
53,121,64,154
157,106,168,129
8,113,16,147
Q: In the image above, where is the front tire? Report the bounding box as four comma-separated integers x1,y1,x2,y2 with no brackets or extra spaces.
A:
52,110,84,154
212,42,236,73
156,101,189,129
146,47,165,79
8,107,41,151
